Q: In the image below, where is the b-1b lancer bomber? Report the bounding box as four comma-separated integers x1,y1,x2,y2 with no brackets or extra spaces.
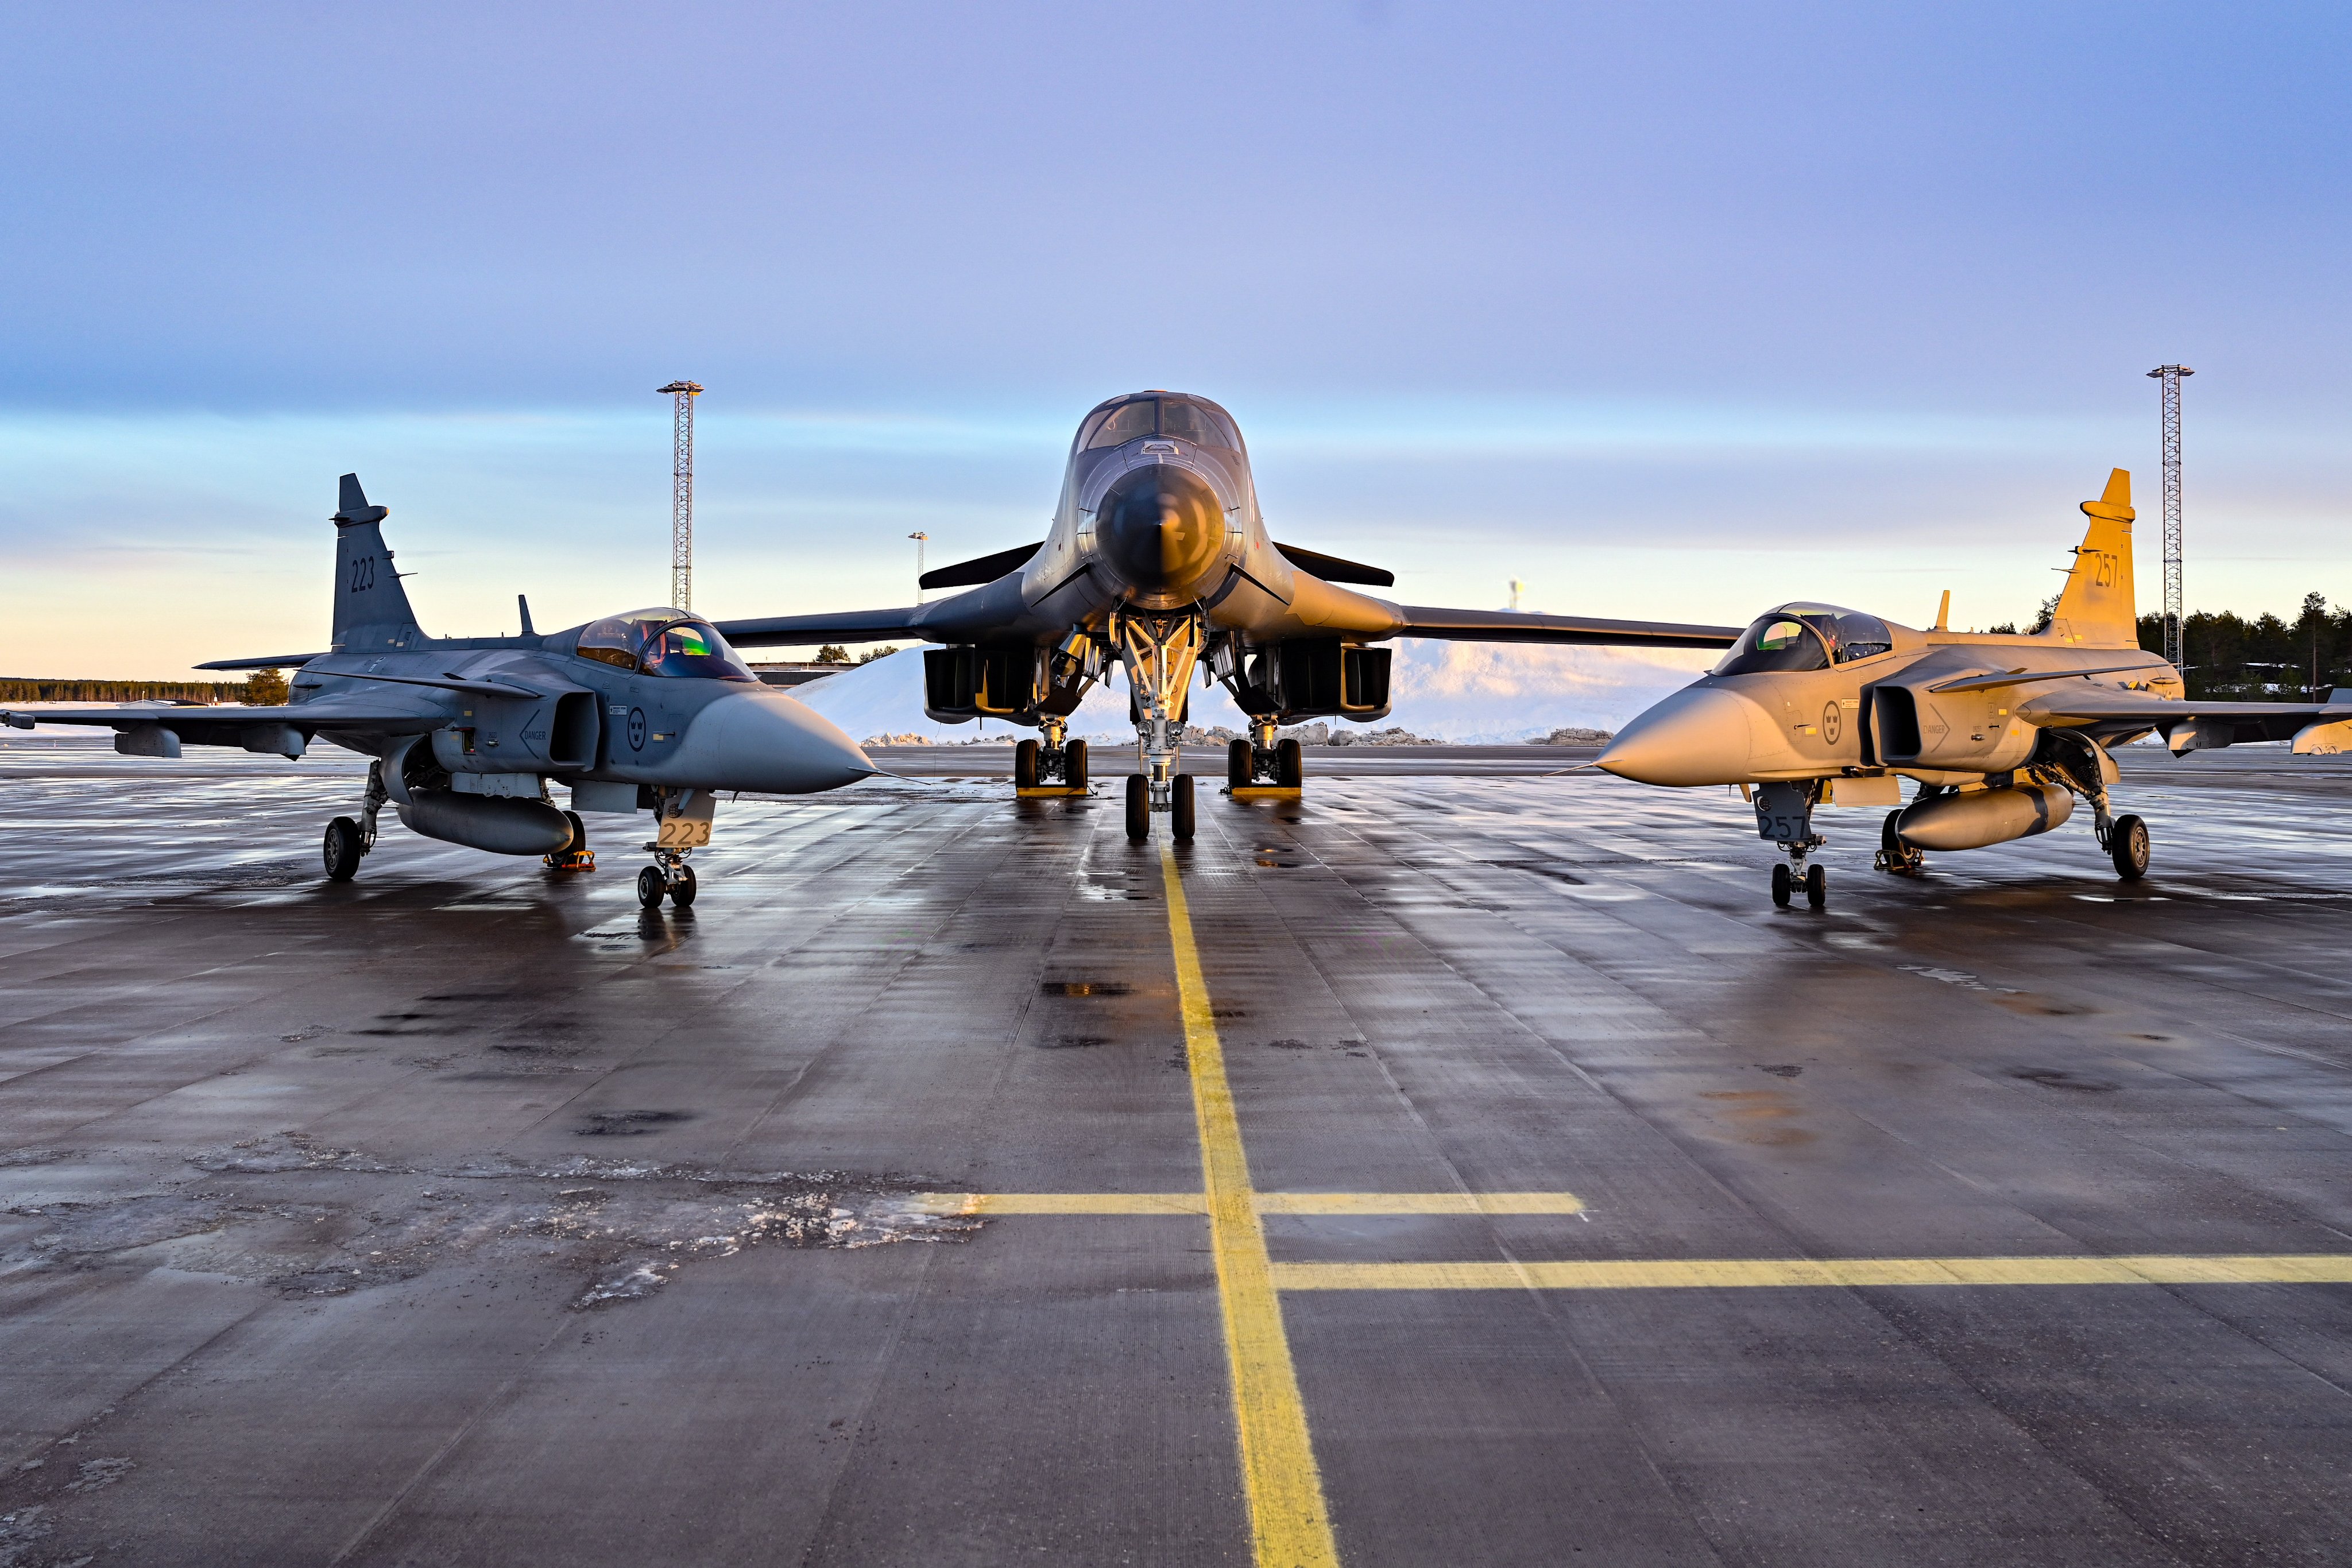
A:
714,390,1740,839
2,476,876,907
1597,470,2352,906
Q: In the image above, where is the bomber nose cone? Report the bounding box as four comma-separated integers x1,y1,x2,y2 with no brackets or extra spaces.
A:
679,690,877,795
1596,687,1759,787
1098,464,1225,595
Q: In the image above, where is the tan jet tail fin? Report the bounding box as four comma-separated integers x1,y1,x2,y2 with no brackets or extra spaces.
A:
2044,469,2137,648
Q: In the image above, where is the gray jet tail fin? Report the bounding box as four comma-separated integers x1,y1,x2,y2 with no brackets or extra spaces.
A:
331,474,424,646
2044,469,2138,649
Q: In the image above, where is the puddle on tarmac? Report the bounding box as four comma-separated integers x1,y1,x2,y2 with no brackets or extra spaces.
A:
2,1133,982,1311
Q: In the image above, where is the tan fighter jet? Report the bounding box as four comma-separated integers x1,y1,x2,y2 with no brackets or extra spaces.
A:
1596,470,2352,906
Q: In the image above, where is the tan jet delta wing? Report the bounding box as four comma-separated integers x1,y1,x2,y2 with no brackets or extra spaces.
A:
1593,469,2350,908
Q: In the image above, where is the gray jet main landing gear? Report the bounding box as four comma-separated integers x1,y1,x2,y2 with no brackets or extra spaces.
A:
1755,780,1828,908
1113,609,1203,842
324,758,391,881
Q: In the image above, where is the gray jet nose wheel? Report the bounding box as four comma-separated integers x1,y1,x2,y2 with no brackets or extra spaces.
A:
1124,774,1150,840
2109,813,2150,880
1171,774,1195,842
668,862,698,907
1771,864,1792,907
1805,864,1827,908
637,866,667,908
323,817,363,882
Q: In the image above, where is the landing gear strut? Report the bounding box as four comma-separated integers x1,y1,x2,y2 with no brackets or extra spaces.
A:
1875,809,1925,877
1113,609,1204,842
1755,780,1827,908
323,758,390,881
2042,731,2150,882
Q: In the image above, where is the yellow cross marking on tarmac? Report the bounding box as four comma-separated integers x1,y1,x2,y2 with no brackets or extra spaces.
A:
928,845,2352,1568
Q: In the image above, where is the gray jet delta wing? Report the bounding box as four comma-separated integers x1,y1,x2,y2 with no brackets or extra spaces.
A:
715,390,1739,840
3,475,876,908
1593,470,2352,907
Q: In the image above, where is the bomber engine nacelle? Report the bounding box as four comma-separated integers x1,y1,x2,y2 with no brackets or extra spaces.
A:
1869,683,2036,773
1894,783,2074,851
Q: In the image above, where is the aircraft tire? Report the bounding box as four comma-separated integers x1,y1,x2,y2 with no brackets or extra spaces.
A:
637,866,667,908
1015,739,1040,789
1276,737,1303,788
323,817,363,882
670,863,698,907
1065,740,1088,791
1880,811,1902,864
1770,863,1792,907
1228,738,1251,787
1805,864,1827,908
2109,813,2150,880
1172,775,1195,841
1124,774,1150,841
564,811,586,852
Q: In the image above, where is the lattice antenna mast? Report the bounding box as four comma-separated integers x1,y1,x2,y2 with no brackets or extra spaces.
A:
658,381,703,610
2146,365,2192,666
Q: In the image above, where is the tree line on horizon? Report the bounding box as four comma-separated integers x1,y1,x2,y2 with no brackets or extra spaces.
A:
1980,591,2346,700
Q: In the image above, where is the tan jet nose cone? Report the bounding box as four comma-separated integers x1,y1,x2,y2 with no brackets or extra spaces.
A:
1596,687,1758,787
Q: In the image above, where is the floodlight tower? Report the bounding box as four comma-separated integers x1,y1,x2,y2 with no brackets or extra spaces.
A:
2146,365,2192,667
658,381,703,610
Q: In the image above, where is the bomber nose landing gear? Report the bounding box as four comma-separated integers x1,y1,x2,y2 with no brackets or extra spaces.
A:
1113,609,1202,842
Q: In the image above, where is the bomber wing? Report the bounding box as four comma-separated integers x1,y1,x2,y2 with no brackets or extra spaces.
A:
1387,606,1740,649
714,605,929,647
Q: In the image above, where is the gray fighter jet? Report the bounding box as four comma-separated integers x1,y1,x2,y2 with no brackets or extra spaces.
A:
715,390,1739,839
2,476,875,908
1596,470,2352,906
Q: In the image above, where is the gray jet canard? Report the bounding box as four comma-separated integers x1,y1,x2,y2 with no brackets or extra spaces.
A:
714,390,1741,841
2,475,875,909
1596,469,2352,907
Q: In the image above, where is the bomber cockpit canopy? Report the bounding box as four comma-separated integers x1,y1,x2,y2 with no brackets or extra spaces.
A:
1075,393,1243,453
1711,604,1894,676
575,609,757,681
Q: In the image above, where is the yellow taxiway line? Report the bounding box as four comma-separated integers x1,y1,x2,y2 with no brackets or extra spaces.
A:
1162,840,1343,1568
910,1191,1586,1217
1270,1255,2352,1291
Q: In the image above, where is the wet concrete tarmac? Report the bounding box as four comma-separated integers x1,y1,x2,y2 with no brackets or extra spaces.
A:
5,731,2352,1565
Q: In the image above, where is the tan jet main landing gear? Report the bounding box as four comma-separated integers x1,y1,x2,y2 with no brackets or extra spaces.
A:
1013,717,1089,794
1226,720,1303,791
1754,780,1828,908
637,788,713,909
1114,609,1203,842
323,758,391,882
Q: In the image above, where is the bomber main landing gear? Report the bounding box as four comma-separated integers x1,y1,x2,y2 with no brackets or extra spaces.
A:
1225,721,1302,793
1015,719,1089,796
1755,780,1828,908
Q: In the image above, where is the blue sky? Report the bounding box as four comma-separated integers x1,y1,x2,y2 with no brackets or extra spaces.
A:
5,3,2347,674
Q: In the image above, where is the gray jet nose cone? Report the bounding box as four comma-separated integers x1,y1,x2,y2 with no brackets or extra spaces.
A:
674,690,877,795
1596,686,1758,787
